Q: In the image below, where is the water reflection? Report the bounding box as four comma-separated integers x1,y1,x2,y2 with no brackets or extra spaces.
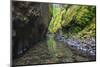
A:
46,34,90,63
47,34,59,62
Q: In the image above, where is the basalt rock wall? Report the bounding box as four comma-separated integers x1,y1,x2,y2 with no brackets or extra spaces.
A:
12,1,51,58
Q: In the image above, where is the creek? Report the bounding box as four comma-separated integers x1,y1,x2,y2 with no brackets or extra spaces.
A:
15,33,95,65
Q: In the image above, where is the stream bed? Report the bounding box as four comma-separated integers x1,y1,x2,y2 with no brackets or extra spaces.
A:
14,34,95,66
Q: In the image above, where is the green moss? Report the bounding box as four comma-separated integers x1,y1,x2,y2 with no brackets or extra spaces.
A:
48,4,96,38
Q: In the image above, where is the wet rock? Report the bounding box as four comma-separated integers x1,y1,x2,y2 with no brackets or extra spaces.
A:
75,56,89,62
55,35,96,59
61,58,74,62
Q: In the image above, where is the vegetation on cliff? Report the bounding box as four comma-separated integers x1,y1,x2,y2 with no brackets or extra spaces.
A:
48,4,96,39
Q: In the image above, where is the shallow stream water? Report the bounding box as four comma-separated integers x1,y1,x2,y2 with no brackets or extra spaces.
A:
15,34,93,65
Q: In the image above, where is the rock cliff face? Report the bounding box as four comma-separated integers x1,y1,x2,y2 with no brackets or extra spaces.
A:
12,1,51,58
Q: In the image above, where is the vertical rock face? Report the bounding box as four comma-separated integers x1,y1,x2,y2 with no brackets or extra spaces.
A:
39,3,51,39
12,1,51,58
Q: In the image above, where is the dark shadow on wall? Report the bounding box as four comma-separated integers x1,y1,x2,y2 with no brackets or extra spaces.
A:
12,1,51,61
